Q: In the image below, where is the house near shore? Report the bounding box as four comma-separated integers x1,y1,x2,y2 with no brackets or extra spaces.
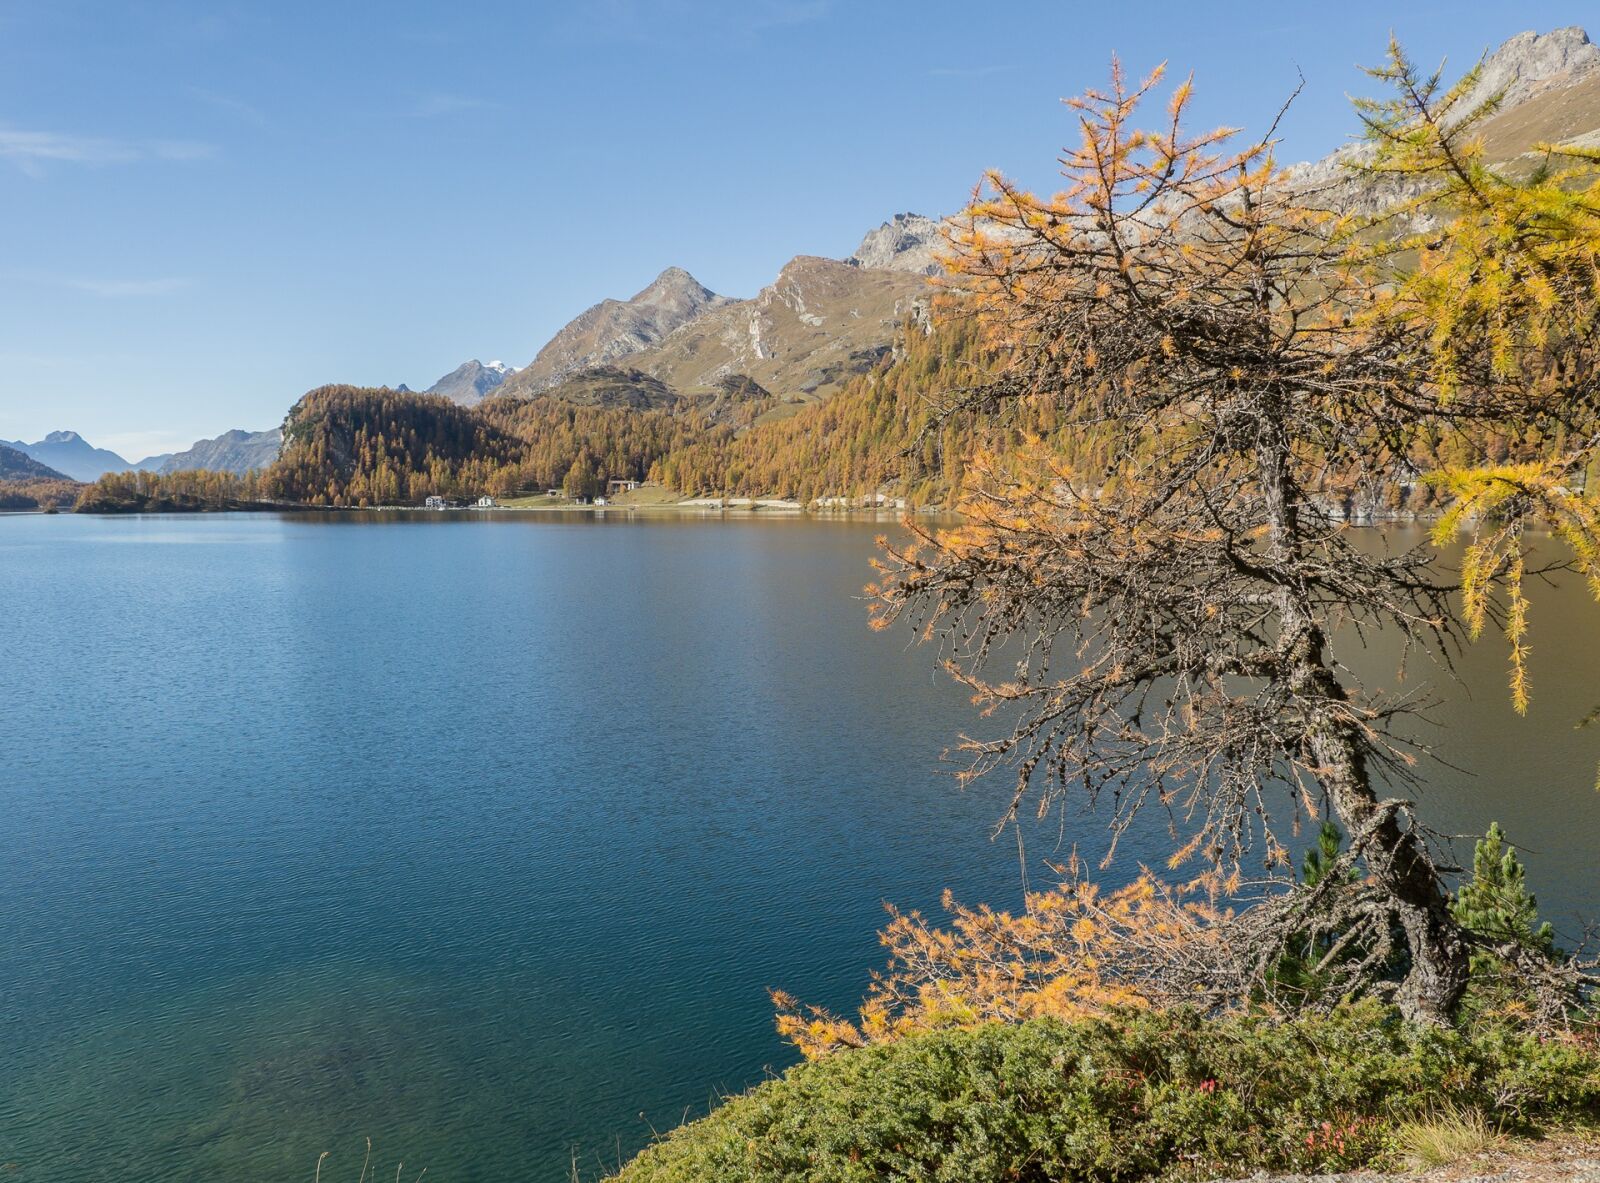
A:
476,495,495,508
424,495,446,510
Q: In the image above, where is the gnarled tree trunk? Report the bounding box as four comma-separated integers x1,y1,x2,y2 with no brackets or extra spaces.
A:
1259,432,1469,1024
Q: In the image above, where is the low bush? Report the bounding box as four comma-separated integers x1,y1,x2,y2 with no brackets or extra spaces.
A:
613,1003,1600,1183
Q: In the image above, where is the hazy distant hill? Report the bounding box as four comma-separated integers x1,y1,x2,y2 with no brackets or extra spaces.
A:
2,431,133,481
158,428,282,475
0,442,71,481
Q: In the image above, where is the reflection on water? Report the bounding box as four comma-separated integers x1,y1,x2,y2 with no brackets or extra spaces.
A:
2,514,1597,1181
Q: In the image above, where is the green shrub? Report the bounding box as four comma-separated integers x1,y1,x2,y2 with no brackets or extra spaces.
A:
613,1004,1600,1183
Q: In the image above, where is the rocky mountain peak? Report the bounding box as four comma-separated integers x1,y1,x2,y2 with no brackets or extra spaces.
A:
1285,26,1600,213
847,213,946,276
499,267,735,397
1457,26,1600,115
426,358,518,406
629,267,724,317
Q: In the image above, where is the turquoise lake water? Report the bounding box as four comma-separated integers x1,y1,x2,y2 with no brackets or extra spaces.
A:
3,512,1599,1181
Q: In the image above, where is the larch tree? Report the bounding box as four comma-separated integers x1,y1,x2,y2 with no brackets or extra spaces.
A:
871,46,1600,1024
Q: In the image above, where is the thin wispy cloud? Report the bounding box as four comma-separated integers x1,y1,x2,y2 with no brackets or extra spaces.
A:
99,429,197,459
10,271,192,298
557,0,830,46
411,92,495,118
60,276,192,298
748,0,830,28
929,64,1018,79
0,126,215,177
188,87,271,129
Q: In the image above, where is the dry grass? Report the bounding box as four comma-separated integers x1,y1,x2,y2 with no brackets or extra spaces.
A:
313,1138,426,1183
1394,1104,1502,1169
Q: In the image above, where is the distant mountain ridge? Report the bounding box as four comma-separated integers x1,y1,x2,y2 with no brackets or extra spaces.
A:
605,254,926,402
0,442,72,481
2,431,135,482
42,212,947,455
159,428,282,474
494,220,939,411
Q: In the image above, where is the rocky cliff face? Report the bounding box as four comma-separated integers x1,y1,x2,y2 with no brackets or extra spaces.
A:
501,268,734,397
1457,26,1600,115
848,213,947,276
426,359,514,406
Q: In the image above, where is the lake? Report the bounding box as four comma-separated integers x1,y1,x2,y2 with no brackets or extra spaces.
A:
3,512,1599,1182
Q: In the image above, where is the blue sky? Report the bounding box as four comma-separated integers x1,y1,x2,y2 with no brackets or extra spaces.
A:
0,0,1589,459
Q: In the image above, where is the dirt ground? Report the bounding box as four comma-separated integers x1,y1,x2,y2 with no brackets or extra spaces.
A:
1220,1135,1600,1183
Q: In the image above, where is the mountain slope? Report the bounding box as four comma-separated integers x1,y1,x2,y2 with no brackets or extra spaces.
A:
502,268,735,397
158,428,282,475
2,431,133,481
1460,25,1600,116
1468,28,1600,159
616,254,928,401
536,366,681,409
0,442,72,481
1288,26,1600,206
426,359,515,406
491,212,939,412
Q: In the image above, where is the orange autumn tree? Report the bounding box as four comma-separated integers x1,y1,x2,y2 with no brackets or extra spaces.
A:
863,51,1600,1027
775,857,1237,1059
